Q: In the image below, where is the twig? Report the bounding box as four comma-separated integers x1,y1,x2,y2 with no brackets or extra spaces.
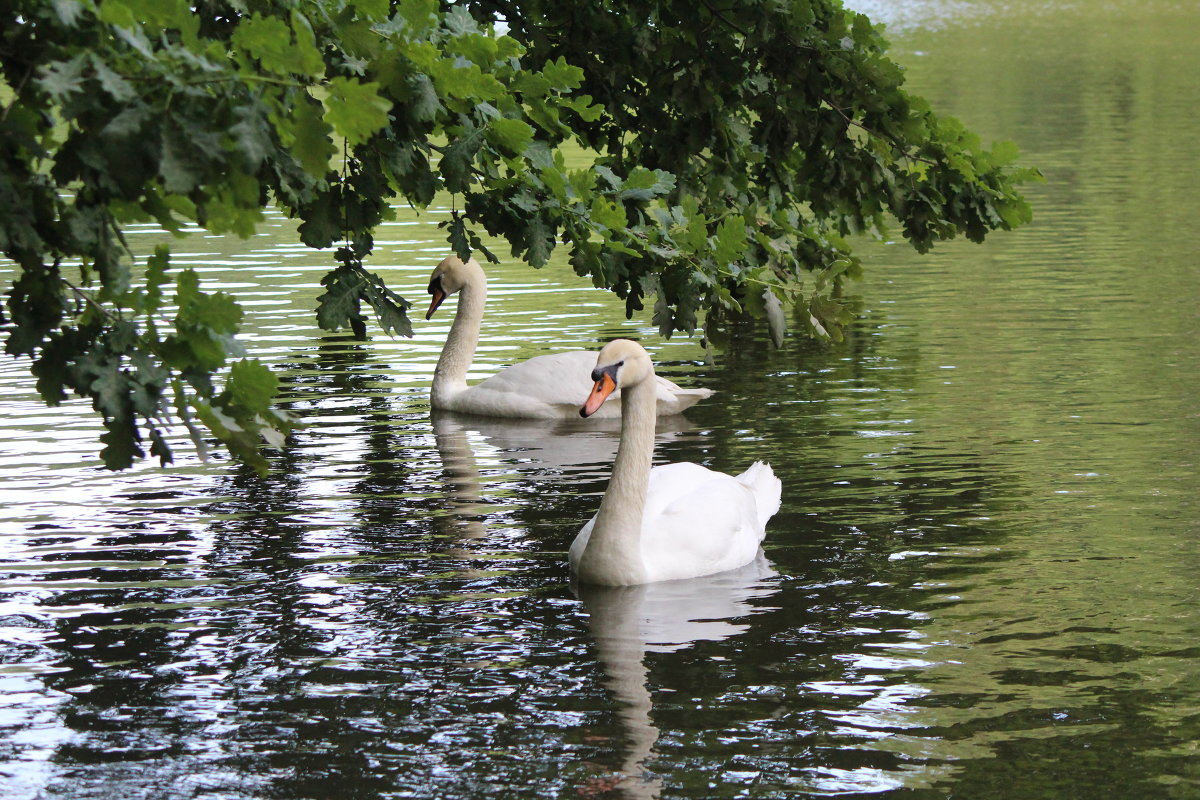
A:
0,65,34,123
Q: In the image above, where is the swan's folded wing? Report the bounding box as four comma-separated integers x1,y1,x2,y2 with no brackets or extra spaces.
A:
463,352,710,418
640,463,763,582
568,515,598,572
460,351,606,417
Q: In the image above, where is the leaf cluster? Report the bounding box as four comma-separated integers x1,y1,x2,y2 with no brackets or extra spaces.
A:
464,0,1040,343
0,0,1038,470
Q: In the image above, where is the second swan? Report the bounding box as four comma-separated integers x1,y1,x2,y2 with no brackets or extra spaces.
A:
425,255,712,419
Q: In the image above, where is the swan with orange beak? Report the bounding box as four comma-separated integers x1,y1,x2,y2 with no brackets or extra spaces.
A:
423,255,713,419
570,339,782,585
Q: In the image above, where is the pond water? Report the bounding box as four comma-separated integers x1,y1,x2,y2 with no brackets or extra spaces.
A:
1,1,1198,798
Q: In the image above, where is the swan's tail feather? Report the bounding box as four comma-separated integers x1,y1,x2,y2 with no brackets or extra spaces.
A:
657,391,710,417
672,387,715,408
653,377,714,414
737,461,782,534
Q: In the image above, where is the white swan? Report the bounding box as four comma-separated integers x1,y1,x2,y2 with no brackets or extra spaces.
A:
425,255,712,419
569,339,782,586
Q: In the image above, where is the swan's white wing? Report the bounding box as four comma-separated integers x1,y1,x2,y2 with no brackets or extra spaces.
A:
451,351,712,418
458,351,600,417
637,462,767,583
569,514,597,571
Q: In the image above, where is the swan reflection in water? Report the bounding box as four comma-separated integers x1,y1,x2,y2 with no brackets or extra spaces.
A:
429,411,780,798
430,411,701,540
574,557,780,799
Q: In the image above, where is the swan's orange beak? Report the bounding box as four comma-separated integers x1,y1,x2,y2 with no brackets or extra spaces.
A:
581,373,617,418
426,286,447,320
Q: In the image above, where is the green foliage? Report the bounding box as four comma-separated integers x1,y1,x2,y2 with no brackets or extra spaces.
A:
317,248,414,340
324,78,392,145
0,0,1038,471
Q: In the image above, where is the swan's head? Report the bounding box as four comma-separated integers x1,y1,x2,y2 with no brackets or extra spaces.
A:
580,339,653,418
426,255,485,320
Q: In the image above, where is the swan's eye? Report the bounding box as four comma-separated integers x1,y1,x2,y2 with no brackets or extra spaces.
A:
616,361,624,369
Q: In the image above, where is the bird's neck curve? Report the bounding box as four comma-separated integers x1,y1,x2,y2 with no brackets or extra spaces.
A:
432,274,486,406
578,372,657,585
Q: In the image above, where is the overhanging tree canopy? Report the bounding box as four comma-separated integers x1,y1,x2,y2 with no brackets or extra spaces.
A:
0,0,1038,471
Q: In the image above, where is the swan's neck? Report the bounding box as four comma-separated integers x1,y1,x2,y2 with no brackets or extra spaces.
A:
580,375,657,585
432,277,486,406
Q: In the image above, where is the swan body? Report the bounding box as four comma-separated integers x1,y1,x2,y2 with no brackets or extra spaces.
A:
569,339,782,586
425,256,712,419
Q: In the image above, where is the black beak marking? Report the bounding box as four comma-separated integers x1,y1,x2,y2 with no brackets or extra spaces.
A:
590,361,622,383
